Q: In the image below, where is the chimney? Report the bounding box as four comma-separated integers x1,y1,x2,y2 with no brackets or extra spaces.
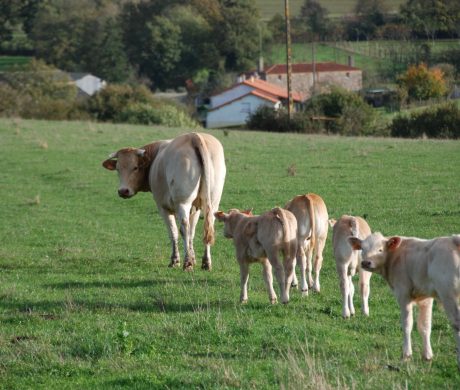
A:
348,55,354,67
258,56,264,73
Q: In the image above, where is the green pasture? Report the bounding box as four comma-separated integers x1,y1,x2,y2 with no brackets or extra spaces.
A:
0,56,31,71
1,118,459,388
255,0,404,20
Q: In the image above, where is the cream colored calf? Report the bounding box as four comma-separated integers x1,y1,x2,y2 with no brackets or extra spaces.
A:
285,193,328,294
350,233,460,368
215,208,297,304
329,216,372,318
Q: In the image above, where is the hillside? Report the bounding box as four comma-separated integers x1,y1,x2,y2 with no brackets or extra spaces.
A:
255,0,404,20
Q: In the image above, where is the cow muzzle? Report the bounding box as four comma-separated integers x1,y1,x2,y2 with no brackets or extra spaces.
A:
361,260,372,270
118,188,133,199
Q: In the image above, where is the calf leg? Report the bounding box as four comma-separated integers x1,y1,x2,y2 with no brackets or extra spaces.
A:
348,274,355,316
297,245,308,296
336,262,351,318
267,249,288,304
159,208,180,268
312,236,327,293
239,261,250,303
359,267,371,317
261,259,277,304
399,300,414,360
416,298,433,361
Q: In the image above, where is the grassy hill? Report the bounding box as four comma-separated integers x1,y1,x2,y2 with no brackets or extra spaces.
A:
1,118,459,388
255,0,405,20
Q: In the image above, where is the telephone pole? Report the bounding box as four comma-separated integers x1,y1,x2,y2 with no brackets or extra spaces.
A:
284,0,293,119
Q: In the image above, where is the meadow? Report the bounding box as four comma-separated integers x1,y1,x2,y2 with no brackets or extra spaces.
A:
1,118,459,389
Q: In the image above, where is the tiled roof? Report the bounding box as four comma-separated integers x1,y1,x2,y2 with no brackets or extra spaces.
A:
242,78,303,101
264,62,361,74
209,90,280,111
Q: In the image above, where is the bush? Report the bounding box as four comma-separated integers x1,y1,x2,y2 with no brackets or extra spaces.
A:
246,106,317,133
117,102,199,128
389,102,460,139
397,63,447,101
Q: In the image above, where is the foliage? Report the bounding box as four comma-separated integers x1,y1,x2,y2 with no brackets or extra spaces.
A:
1,119,459,388
304,88,378,135
397,63,447,101
299,0,330,40
389,102,460,139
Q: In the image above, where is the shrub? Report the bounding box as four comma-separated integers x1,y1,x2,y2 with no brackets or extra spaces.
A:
389,102,460,139
397,63,447,101
246,106,317,133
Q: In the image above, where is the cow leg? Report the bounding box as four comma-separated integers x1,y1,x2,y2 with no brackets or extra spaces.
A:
239,261,250,304
267,249,288,304
416,298,434,361
399,300,414,360
177,204,194,271
283,256,295,301
297,245,308,296
159,208,180,268
437,291,460,368
188,207,203,268
312,236,326,293
348,274,355,316
359,265,371,317
336,262,351,318
261,259,277,304
305,240,314,289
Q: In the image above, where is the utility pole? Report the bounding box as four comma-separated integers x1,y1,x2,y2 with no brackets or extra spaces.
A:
284,0,293,119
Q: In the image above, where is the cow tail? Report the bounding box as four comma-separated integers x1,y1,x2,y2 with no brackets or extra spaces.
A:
192,133,215,246
305,194,316,252
273,208,292,260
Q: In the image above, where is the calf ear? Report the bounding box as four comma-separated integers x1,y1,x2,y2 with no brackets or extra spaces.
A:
242,208,253,216
387,236,402,251
102,159,117,171
214,211,227,221
348,237,362,250
328,218,337,228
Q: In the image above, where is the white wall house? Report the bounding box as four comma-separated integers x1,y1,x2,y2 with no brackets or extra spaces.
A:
69,73,106,97
206,78,302,128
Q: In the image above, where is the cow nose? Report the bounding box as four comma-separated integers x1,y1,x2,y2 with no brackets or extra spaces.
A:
118,188,131,198
361,260,371,268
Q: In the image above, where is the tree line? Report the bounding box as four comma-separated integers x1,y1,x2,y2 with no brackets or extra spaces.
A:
2,0,459,92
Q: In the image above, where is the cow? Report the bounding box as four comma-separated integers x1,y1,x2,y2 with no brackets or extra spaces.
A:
285,193,328,294
329,215,372,318
102,132,226,271
214,207,297,304
349,233,460,368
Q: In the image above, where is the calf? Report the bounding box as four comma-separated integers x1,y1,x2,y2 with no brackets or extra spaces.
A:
214,208,297,304
349,233,460,368
285,193,328,294
329,216,372,318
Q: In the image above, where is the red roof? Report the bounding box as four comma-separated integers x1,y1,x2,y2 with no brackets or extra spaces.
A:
264,62,361,74
242,78,303,101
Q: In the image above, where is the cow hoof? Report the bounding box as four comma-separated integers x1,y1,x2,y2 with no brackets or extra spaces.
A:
183,262,194,271
270,298,277,304
169,261,180,268
301,289,308,297
240,299,248,304
201,262,212,271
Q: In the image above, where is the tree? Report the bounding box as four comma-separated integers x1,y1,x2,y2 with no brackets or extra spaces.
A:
299,0,330,40
352,0,388,39
397,63,447,101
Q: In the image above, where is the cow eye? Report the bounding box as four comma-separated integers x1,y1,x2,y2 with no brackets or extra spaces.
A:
133,166,138,171
378,249,383,252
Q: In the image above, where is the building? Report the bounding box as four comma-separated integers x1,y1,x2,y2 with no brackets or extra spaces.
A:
240,62,363,101
69,73,106,97
205,78,303,129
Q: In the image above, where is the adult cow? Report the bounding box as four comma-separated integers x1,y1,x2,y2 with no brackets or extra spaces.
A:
102,132,226,271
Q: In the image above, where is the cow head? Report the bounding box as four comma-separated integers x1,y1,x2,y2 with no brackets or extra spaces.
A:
349,233,402,273
102,147,148,198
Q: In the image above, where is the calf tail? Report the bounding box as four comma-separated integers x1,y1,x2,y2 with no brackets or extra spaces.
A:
273,207,295,260
192,133,215,245
349,217,359,238
305,194,316,251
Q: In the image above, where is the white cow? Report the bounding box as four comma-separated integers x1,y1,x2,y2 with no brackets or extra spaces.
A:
103,132,226,271
285,193,329,294
329,215,372,318
350,233,460,368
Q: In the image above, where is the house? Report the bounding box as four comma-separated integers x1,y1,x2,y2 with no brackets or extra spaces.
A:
205,78,303,128
240,62,363,101
69,73,106,97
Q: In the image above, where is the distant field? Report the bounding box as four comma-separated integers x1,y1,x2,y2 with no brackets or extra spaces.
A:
0,56,31,71
255,0,404,20
1,118,459,388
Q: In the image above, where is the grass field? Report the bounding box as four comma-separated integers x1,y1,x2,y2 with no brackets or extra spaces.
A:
1,118,459,388
255,0,404,20
0,56,32,71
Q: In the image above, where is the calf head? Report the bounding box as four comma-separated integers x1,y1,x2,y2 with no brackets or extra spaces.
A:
214,209,252,239
102,147,148,198
349,232,402,273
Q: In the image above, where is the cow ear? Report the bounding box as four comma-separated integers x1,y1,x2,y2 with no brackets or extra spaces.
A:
328,218,337,228
244,220,257,237
387,236,402,251
102,158,117,171
214,211,227,221
242,208,253,216
348,237,362,250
